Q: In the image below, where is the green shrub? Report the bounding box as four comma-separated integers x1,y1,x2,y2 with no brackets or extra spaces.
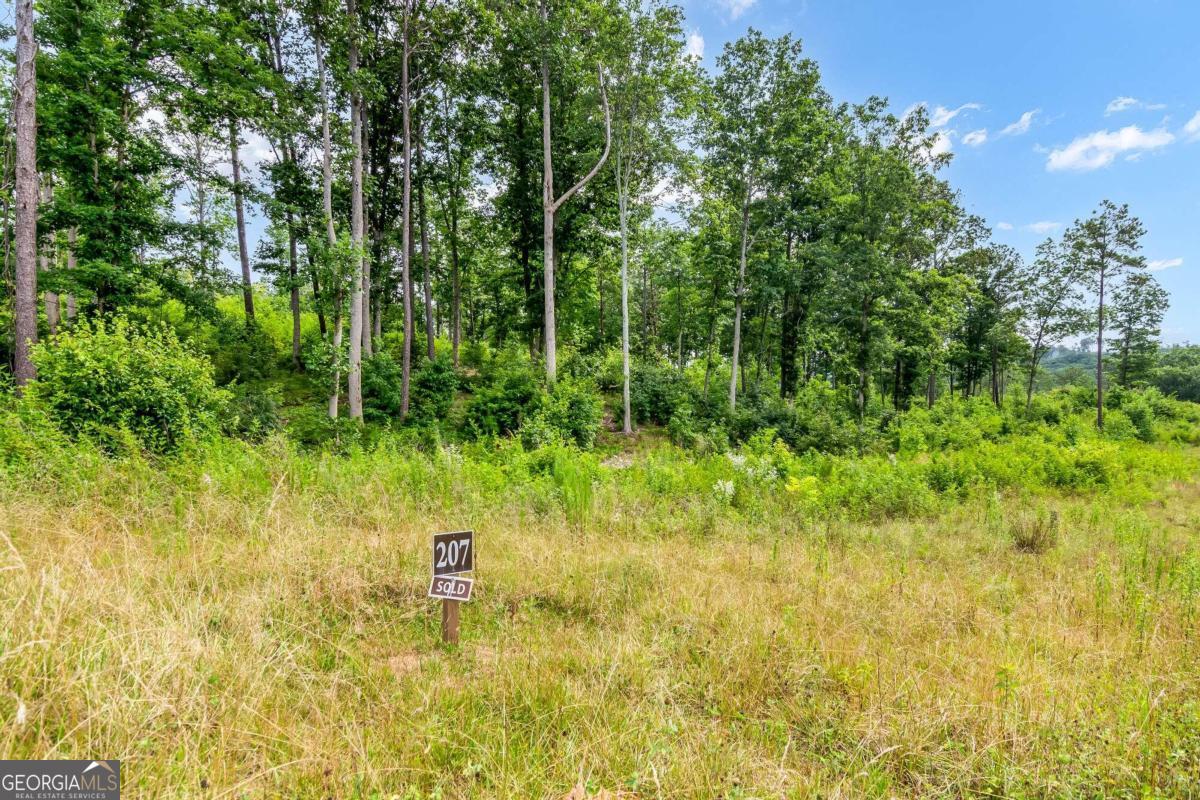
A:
29,317,227,454
410,356,459,425
465,361,543,439
630,361,691,425
668,406,699,449
285,404,373,452
208,318,280,385
361,352,405,423
223,383,281,442
523,377,603,450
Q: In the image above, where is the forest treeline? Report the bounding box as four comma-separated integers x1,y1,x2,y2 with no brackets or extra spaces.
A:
1,0,1195,453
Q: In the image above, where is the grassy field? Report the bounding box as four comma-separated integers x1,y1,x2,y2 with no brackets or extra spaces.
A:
2,435,1200,798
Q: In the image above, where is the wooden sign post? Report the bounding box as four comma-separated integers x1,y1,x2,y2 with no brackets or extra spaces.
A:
429,530,474,644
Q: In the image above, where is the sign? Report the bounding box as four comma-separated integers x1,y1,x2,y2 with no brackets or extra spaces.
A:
428,574,474,602
1,760,120,800
432,530,474,577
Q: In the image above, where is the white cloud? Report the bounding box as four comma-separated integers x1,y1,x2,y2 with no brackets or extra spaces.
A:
1045,125,1174,172
930,103,981,128
963,129,988,147
685,30,704,60
1026,221,1062,234
717,0,756,19
1105,96,1166,115
1184,111,1200,142
996,221,1014,231
930,131,954,157
1000,109,1040,136
1148,258,1183,272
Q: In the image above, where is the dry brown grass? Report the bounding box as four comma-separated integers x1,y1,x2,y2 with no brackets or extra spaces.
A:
1,445,1199,798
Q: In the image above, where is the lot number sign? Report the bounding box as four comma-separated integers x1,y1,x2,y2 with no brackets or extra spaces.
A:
431,530,474,577
428,530,474,644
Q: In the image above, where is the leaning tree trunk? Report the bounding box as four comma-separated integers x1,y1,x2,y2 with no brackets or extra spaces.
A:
229,120,254,321
12,0,38,389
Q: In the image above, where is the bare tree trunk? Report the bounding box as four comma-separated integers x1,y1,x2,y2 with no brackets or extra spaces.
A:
12,0,38,389
287,210,301,368
229,120,254,321
317,35,342,418
399,1,413,417
360,155,372,358
41,179,59,336
1096,268,1105,430
346,2,365,420
728,192,750,411
418,121,434,362
65,227,77,320
540,32,557,384
450,213,461,366
617,161,632,435
540,1,611,383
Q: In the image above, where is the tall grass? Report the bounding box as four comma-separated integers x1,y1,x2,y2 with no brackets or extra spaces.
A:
1,432,1199,797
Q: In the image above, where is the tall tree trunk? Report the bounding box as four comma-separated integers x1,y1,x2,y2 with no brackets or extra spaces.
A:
306,246,326,336
229,120,254,321
418,123,434,362
1096,267,1105,430
990,345,1000,406
728,192,751,411
754,300,769,393
676,269,685,372
287,210,301,368
12,0,38,389
399,3,413,417
65,227,77,320
346,3,365,420
450,209,461,366
617,163,632,435
539,4,611,383
540,32,558,383
317,35,342,418
41,180,59,336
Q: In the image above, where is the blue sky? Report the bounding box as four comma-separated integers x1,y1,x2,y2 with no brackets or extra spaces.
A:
678,0,1200,342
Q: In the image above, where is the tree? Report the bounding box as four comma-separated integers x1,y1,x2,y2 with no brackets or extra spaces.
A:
604,0,690,432
705,31,823,411
1108,271,1168,388
1065,200,1145,429
346,0,365,419
12,0,37,388
1017,238,1087,408
539,0,611,383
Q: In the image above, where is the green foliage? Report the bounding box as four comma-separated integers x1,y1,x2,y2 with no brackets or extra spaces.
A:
629,361,691,425
361,352,406,423
208,318,280,385
29,318,227,454
284,405,374,452
524,378,604,450
223,383,281,442
464,359,543,440
409,356,459,426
